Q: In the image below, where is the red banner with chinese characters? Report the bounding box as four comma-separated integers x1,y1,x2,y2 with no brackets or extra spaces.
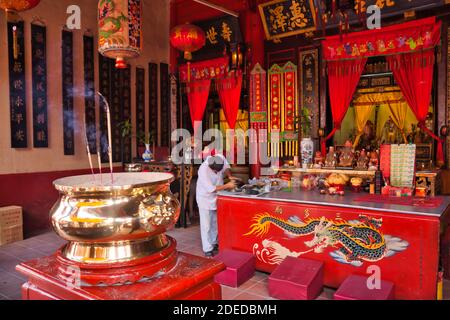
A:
283,62,298,157
179,56,229,82
268,64,283,157
250,63,267,130
250,63,267,177
322,17,441,61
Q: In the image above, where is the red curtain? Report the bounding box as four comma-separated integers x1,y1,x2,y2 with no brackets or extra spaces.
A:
321,58,367,154
217,73,243,129
387,50,444,165
187,79,211,135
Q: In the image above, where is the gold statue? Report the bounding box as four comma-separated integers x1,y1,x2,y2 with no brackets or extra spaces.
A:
338,140,354,168
356,149,369,170
380,117,402,144
324,146,337,168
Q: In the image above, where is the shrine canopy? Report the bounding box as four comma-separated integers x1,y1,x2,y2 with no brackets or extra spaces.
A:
322,17,441,61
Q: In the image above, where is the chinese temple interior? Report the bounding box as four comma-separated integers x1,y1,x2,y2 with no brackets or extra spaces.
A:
1,0,450,302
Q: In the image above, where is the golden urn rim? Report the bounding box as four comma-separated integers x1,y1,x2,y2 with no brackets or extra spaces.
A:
53,172,174,193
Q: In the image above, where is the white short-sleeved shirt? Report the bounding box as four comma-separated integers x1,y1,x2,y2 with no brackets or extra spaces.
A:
196,154,230,210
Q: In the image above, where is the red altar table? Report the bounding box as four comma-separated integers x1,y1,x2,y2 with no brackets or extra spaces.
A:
16,252,224,300
217,191,450,300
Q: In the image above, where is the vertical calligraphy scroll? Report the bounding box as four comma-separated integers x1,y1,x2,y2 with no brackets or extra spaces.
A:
447,26,450,167
250,64,268,129
148,63,158,144
99,54,112,162
8,21,27,148
268,64,283,157
121,67,132,163
136,67,146,154
62,30,74,155
110,65,122,163
170,74,178,149
250,63,267,166
299,49,319,141
31,23,48,148
160,63,170,148
84,35,96,153
282,62,299,157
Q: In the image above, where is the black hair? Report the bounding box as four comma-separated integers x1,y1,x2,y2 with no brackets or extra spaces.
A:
208,156,224,172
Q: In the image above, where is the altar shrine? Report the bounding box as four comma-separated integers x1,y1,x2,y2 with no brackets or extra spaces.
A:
0,0,449,302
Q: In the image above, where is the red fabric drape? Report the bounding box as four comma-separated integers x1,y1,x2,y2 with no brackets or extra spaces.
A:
322,17,441,60
179,57,229,82
187,79,211,135
321,58,367,155
217,73,243,129
387,50,444,165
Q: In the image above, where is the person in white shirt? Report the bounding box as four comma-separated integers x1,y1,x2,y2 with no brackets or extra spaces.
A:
196,154,238,257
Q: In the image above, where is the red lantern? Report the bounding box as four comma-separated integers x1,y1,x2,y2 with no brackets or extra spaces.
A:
170,23,206,61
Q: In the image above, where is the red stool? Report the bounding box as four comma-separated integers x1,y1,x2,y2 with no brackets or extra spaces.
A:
214,249,255,288
268,257,324,300
334,275,395,300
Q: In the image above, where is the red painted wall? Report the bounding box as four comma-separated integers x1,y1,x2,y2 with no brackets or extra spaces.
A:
0,168,122,238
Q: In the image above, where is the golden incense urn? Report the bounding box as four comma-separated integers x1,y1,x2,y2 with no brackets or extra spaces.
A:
50,172,180,285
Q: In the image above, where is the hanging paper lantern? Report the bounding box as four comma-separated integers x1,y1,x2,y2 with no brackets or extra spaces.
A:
98,0,142,69
170,23,206,61
0,0,40,12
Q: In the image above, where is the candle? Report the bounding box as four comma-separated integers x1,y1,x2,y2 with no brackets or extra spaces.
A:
12,25,18,60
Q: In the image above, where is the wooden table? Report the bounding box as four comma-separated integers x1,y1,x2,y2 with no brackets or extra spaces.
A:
416,171,440,196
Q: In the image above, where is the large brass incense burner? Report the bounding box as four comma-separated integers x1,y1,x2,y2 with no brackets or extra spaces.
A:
51,172,180,265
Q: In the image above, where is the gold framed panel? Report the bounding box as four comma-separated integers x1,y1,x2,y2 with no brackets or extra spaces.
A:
258,0,317,41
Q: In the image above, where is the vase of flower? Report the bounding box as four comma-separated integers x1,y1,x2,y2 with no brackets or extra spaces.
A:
295,107,314,169
301,137,314,168
138,130,156,163
142,144,153,162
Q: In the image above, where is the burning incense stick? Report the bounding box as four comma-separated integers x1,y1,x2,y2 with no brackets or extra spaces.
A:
98,92,114,184
83,113,96,183
96,119,103,185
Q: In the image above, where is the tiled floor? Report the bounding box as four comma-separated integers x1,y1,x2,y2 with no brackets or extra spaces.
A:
0,224,449,300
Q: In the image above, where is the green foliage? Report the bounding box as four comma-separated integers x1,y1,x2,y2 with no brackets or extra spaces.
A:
137,129,156,145
118,119,132,139
294,107,313,138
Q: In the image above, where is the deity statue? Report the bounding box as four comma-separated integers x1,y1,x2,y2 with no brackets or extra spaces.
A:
368,150,379,171
356,120,377,152
324,146,337,168
313,151,324,169
356,149,369,170
380,117,402,145
420,112,433,143
338,140,354,168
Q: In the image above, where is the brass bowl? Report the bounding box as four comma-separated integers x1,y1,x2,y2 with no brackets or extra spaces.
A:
50,172,180,265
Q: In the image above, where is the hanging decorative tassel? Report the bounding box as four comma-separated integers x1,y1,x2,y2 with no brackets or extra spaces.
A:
187,61,191,82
